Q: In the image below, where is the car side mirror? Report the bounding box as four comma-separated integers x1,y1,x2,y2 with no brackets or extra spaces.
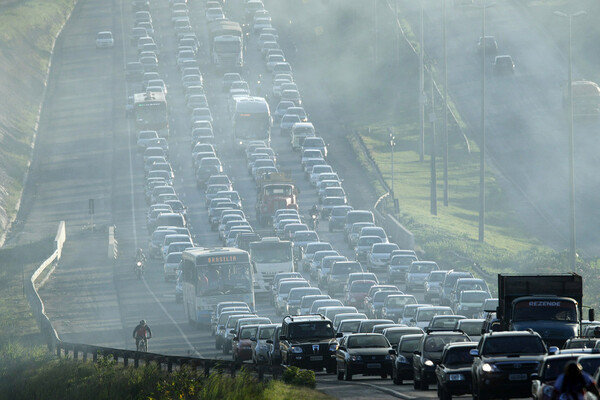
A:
266,339,273,344
469,349,479,357
410,318,415,323
338,346,345,351
388,349,396,355
279,335,286,341
548,346,559,355
336,332,343,338
233,336,239,341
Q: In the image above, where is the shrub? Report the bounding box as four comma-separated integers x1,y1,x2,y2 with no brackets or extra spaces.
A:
281,367,316,389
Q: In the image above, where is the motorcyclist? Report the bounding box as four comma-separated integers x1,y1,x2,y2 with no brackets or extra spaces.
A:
309,205,319,229
551,361,600,400
136,248,146,263
133,320,152,351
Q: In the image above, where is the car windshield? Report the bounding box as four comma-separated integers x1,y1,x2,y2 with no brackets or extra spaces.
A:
513,300,578,322
409,263,437,273
259,327,276,340
481,336,546,355
399,337,421,352
387,296,416,307
444,347,475,366
461,291,490,303
289,321,334,339
340,320,362,333
347,335,389,349
417,309,452,321
458,321,483,337
240,326,258,340
423,335,469,355
351,281,375,292
387,331,421,345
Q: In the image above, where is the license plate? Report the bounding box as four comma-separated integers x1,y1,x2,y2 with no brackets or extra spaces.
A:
367,363,381,369
310,356,323,361
509,373,527,381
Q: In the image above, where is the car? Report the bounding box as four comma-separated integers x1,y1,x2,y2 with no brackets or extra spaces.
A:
412,330,471,390
493,55,515,75
366,289,402,319
266,54,286,71
301,242,333,272
424,270,448,302
345,280,377,309
251,324,279,365
335,333,395,380
291,230,319,260
358,319,395,334
381,294,418,322
435,342,478,398
530,354,580,400
212,301,250,334
274,279,310,315
190,107,213,124
354,236,383,264
206,7,225,22
231,318,272,362
367,243,400,272
290,122,316,151
440,270,473,307
260,41,280,57
215,311,254,351
221,314,259,354
412,306,454,329
456,319,485,343
284,106,308,123
450,278,490,311
327,261,363,296
279,114,301,136
286,287,322,315
222,72,242,92
392,333,424,385
280,89,302,106
328,205,353,232
333,313,368,333
322,306,359,323
406,261,440,292
337,319,367,338
279,315,339,372
471,331,555,400
455,290,492,318
318,255,347,288
309,249,339,280
96,31,114,48
137,130,159,151
344,210,375,238
272,62,293,77
299,294,330,315
477,35,497,55
309,298,344,314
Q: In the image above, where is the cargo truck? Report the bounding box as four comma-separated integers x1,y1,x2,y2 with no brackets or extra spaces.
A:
255,172,298,226
495,273,593,347
207,20,243,70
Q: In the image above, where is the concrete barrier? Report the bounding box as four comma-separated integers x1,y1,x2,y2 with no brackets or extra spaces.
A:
373,209,415,250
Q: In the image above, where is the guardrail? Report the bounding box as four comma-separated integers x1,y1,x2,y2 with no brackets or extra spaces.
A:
25,221,279,379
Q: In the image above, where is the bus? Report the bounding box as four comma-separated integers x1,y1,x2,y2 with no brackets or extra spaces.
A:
232,96,271,150
249,237,293,294
133,91,169,138
181,247,255,327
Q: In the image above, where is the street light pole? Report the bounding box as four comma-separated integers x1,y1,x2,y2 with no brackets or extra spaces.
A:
430,77,438,216
419,0,425,162
554,10,586,271
478,1,494,242
389,129,396,198
443,0,449,206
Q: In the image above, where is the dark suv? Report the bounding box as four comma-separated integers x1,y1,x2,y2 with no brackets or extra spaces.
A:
279,315,340,373
471,330,554,400
412,330,471,390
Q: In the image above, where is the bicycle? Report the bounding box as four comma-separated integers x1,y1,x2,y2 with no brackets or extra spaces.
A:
136,336,149,352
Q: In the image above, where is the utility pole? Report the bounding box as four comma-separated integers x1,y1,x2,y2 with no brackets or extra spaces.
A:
419,0,425,161
443,0,449,206
554,10,586,270
430,77,437,215
389,128,396,199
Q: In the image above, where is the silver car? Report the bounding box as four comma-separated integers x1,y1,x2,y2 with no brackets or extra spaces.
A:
252,324,279,365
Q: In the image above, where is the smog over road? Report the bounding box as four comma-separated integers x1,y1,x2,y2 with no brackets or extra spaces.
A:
3,0,600,398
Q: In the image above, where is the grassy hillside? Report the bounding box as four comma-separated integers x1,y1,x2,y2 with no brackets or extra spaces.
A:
0,0,76,240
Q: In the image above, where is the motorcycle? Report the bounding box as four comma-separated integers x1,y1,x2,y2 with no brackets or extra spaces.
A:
134,260,144,280
309,213,319,230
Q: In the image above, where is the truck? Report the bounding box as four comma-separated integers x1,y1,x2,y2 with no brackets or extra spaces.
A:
207,20,243,70
496,273,593,347
249,237,294,295
255,171,299,226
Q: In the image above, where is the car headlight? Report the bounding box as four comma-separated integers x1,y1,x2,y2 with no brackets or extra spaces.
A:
350,355,362,362
385,354,394,360
290,346,303,354
329,344,338,352
396,355,408,364
424,359,435,367
481,363,499,373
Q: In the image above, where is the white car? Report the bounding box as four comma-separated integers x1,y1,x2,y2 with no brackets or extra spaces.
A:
96,31,114,48
266,54,286,71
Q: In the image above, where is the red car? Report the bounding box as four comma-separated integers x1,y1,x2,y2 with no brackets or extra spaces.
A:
345,280,377,309
232,324,260,363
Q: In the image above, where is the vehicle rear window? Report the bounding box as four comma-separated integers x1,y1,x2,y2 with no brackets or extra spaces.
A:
348,335,389,348
482,336,546,355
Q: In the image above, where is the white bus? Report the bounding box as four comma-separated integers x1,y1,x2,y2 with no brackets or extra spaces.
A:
249,237,293,294
133,91,169,138
181,247,255,327
232,96,271,150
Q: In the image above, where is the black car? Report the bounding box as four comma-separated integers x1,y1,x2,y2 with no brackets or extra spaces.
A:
279,315,339,372
336,333,395,381
413,330,471,390
471,330,555,400
435,342,477,399
392,333,423,385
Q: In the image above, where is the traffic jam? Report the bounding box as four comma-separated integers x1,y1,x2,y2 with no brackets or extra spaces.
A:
122,0,600,398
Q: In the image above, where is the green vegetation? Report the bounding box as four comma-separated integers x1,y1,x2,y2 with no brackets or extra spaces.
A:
282,366,316,389
0,356,332,400
272,0,600,308
0,0,76,232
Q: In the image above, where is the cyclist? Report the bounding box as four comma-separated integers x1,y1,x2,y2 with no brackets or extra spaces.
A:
133,320,152,351
551,361,600,400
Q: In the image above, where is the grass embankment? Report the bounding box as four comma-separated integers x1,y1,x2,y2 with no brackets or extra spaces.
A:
271,0,600,303
0,0,75,232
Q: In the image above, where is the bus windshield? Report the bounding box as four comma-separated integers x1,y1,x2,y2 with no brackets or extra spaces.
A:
198,263,252,296
234,114,270,140
251,242,292,263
